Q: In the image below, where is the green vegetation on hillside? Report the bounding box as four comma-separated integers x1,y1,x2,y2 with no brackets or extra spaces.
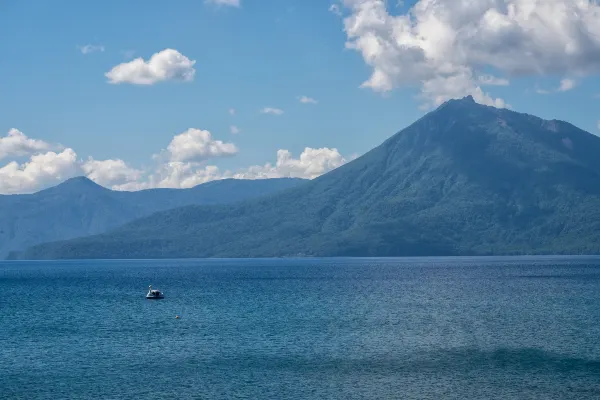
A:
0,177,305,258
12,96,600,259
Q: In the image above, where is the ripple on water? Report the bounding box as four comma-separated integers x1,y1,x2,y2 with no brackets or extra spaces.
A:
1,257,600,399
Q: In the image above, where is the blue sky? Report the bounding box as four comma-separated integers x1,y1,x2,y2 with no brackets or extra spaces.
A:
1,0,599,193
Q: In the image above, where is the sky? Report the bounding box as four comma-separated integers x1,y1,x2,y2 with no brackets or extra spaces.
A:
1,0,600,194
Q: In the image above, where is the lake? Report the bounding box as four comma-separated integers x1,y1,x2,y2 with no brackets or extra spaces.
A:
1,257,600,399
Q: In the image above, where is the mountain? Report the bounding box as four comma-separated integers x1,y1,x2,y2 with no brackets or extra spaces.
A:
12,96,600,259
0,177,306,258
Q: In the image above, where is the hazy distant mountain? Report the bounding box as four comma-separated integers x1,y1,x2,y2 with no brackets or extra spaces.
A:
0,177,305,258
13,96,600,259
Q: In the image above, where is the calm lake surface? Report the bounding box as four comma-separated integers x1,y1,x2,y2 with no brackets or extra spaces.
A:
1,257,600,399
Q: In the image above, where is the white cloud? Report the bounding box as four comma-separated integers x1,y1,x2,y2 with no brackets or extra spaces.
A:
329,4,343,16
115,163,229,191
82,128,237,191
339,0,600,108
260,107,284,115
299,95,318,104
0,128,236,193
230,125,241,134
234,147,348,180
124,147,349,190
0,130,147,193
78,44,105,54
0,129,56,160
105,48,196,85
228,108,236,115
0,149,80,194
164,128,238,163
558,78,576,92
0,129,350,193
478,75,509,86
205,0,240,6
81,158,143,188
419,68,509,109
107,128,239,191
537,78,577,94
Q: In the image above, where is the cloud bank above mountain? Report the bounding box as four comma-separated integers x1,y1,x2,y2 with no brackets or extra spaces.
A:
337,0,600,108
0,128,349,194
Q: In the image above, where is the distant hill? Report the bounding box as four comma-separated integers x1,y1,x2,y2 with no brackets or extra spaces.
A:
12,96,600,259
0,177,306,258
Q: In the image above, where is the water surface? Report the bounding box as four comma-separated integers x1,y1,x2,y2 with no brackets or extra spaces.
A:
1,257,600,399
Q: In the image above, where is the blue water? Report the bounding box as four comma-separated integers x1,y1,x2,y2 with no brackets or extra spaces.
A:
1,257,600,399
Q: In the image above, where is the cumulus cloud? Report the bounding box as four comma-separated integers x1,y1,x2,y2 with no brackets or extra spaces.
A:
0,129,56,160
0,129,350,193
164,128,238,162
115,163,228,191
103,128,238,191
260,107,284,115
131,147,349,190
537,78,577,94
339,0,600,108
81,158,143,188
105,49,196,85
205,0,240,6
126,147,348,189
420,69,509,109
234,147,348,180
78,44,105,54
558,78,576,92
230,125,241,134
83,128,238,191
478,75,510,86
299,95,318,104
0,149,80,194
0,130,149,193
329,4,343,16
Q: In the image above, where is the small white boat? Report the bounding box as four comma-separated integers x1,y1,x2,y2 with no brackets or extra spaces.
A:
146,285,164,299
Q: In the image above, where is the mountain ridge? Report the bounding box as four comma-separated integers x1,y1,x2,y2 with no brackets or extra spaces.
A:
12,97,600,259
0,177,307,258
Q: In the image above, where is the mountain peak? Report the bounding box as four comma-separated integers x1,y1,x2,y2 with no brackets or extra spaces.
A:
448,95,477,105
40,176,108,195
13,103,600,259
59,176,102,188
434,95,481,113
